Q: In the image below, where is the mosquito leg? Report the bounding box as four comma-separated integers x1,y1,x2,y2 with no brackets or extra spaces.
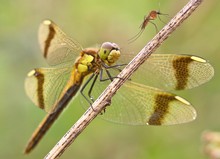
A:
158,14,168,24
149,21,159,33
149,21,162,42
128,29,144,44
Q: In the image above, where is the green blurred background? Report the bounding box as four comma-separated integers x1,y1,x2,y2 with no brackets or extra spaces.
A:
1,0,219,158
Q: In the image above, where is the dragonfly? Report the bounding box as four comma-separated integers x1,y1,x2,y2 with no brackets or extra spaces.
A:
24,19,214,154
128,10,168,43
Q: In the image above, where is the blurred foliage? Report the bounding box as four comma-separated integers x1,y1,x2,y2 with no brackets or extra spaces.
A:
0,0,220,158
202,131,220,159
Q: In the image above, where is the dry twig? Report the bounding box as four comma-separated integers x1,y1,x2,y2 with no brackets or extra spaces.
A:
45,0,203,158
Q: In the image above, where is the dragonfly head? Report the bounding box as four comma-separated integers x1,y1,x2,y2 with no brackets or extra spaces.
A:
98,42,121,66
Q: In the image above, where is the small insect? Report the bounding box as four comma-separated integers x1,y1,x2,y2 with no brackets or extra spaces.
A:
128,10,168,43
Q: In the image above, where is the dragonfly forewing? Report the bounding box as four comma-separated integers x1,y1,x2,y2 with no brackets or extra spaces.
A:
39,20,83,66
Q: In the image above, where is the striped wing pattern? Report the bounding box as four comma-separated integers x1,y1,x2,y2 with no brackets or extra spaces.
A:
103,82,196,125
81,54,214,125
38,20,82,66
25,67,73,113
131,54,214,91
25,20,84,113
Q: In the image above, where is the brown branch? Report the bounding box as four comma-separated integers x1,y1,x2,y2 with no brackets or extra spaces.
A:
44,0,203,158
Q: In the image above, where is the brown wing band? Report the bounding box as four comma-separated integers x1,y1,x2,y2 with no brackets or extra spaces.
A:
148,94,175,125
44,24,56,58
173,56,193,90
34,69,45,109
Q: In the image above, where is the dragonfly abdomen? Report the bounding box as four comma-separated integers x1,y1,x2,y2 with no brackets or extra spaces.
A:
24,84,81,154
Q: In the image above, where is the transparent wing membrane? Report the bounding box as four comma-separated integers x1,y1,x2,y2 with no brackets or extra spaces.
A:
25,67,73,113
107,82,196,125
119,54,214,91
80,53,213,125
80,79,196,125
38,20,83,66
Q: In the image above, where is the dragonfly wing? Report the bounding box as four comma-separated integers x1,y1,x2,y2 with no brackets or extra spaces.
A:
80,70,196,125
25,66,74,113
119,54,214,91
80,53,212,125
39,20,83,66
102,81,196,125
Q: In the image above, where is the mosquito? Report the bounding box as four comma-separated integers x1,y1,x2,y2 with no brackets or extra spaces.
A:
128,10,168,43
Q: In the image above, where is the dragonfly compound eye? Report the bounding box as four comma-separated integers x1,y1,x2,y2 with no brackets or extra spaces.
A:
101,42,120,51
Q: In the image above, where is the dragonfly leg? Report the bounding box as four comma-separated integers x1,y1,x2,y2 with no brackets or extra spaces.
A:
87,73,98,102
80,73,96,111
100,63,127,81
99,97,112,115
103,63,127,69
99,69,116,82
81,63,129,111
80,71,111,113
109,64,133,80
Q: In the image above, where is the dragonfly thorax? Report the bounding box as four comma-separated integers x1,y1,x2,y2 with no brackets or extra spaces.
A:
76,48,101,75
